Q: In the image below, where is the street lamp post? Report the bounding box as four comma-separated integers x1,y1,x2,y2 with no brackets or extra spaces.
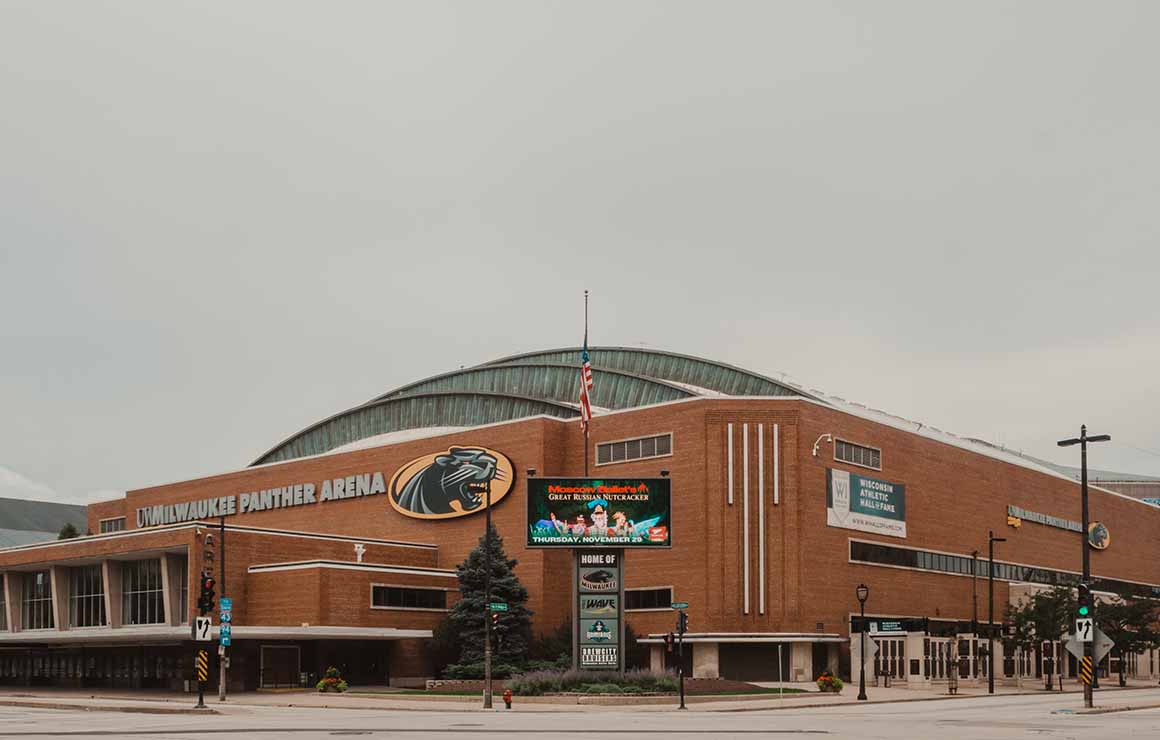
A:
482,478,493,710
1058,425,1110,710
988,530,1006,695
856,583,869,701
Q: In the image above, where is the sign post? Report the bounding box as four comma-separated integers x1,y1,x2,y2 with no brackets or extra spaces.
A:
674,605,689,710
575,550,624,674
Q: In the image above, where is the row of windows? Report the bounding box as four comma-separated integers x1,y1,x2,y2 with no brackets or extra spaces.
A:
625,587,673,610
835,439,881,470
99,518,126,534
371,586,447,610
596,434,672,466
851,541,1160,599
3,558,190,631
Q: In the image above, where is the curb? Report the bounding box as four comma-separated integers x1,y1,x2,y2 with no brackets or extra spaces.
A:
1059,702,1160,716
0,699,218,715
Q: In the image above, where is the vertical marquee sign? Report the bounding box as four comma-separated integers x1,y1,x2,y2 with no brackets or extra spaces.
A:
575,550,624,672
526,478,672,673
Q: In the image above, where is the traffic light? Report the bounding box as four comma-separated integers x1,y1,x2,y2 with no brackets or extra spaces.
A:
491,611,500,629
198,575,216,615
1077,583,1092,617
677,611,688,635
664,632,675,653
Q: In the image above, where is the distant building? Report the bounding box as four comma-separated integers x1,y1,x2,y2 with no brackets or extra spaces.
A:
0,497,88,547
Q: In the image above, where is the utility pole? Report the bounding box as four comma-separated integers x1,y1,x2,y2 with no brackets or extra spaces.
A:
1058,425,1110,709
482,478,493,709
218,516,227,702
988,530,1006,695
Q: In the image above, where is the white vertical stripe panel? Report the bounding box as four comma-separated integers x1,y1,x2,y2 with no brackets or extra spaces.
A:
727,423,734,505
742,423,749,615
758,423,765,615
773,423,780,506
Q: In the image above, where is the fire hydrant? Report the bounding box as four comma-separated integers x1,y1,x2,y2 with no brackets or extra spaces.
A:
503,689,513,710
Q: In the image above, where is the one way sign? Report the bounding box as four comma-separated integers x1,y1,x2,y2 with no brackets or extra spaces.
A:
1076,617,1094,643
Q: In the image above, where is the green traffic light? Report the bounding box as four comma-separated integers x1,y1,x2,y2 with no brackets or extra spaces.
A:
1078,606,1090,616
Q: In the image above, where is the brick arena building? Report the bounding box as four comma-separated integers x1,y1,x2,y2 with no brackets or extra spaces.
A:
1,347,1158,690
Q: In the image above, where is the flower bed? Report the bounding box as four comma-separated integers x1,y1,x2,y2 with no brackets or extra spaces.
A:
504,668,678,697
316,666,349,693
816,671,843,693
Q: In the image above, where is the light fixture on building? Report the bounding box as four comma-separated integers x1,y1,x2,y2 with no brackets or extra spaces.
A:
660,469,670,478
526,468,536,478
812,434,833,457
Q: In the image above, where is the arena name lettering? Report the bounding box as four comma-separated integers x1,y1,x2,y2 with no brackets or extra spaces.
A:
135,472,387,528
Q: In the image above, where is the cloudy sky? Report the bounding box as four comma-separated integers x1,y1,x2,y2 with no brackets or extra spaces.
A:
2,1,1158,504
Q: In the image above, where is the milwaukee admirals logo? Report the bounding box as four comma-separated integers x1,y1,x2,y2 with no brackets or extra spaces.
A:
388,446,514,520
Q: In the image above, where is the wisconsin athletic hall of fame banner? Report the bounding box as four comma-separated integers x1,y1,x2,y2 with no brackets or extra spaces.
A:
574,550,624,671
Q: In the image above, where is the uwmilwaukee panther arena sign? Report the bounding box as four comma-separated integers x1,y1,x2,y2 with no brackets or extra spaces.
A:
826,468,906,538
136,445,513,528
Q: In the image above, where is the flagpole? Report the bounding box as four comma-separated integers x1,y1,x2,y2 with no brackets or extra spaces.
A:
583,290,590,477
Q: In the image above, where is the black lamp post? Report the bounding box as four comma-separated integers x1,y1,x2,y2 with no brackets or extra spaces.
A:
1059,425,1110,709
988,530,1006,695
856,583,869,701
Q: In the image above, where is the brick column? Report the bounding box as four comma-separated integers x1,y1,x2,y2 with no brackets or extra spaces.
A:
159,554,176,626
50,566,69,631
102,560,122,628
2,574,18,632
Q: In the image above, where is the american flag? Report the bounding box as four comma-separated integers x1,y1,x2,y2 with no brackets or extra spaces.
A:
579,342,594,431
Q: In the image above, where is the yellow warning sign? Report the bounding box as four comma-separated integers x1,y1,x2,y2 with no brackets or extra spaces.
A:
195,650,209,683
1078,655,1093,686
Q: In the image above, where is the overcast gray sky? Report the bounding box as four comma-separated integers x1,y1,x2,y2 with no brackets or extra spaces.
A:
2,1,1158,504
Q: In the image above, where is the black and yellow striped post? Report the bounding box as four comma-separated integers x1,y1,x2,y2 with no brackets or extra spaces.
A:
1079,656,1094,687
194,649,209,708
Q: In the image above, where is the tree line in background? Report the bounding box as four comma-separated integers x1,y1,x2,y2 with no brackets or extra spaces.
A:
1005,584,1160,687
432,524,648,678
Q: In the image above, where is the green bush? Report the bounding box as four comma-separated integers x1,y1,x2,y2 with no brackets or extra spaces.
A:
583,683,622,694
442,662,522,680
504,668,677,696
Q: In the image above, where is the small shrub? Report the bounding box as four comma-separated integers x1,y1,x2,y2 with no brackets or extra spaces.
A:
583,683,623,694
442,662,522,680
505,668,677,696
316,666,348,693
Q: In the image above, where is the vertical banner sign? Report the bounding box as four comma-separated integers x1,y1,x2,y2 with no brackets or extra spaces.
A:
219,597,233,647
826,469,907,538
575,550,624,671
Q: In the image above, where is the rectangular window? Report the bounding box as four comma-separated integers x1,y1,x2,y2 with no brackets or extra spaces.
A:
0,575,6,631
625,587,673,610
99,518,126,534
69,565,106,628
371,586,447,610
835,439,881,470
595,434,673,467
22,571,54,630
122,560,165,625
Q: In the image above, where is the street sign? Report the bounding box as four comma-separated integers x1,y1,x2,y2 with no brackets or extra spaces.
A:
219,597,233,611
219,597,233,647
671,601,689,610
489,602,508,612
1076,618,1094,643
194,616,213,642
1064,626,1115,663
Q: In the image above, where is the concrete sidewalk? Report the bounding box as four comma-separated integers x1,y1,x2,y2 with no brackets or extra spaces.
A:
0,680,1155,714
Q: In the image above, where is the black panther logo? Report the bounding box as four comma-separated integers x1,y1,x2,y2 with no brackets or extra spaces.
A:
389,447,511,519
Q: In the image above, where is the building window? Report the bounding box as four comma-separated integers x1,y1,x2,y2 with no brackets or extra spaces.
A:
371,586,447,610
0,575,6,631
122,560,165,625
69,565,106,628
835,439,881,470
22,571,54,630
596,434,672,466
625,587,673,610
99,518,126,534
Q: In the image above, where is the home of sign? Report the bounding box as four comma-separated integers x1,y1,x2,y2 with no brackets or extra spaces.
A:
135,446,513,527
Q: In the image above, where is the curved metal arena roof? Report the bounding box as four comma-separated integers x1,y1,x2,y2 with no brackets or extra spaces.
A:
252,347,815,466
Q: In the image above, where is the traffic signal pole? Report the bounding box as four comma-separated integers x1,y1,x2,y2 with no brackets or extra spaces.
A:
1059,425,1110,710
483,479,493,710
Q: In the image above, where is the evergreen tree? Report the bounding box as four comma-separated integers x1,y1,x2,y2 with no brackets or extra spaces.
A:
448,523,533,666
57,523,80,540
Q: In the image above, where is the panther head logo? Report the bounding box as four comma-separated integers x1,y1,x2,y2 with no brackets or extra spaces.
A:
389,446,514,519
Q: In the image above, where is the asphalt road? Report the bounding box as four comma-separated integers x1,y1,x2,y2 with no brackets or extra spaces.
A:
0,689,1157,739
